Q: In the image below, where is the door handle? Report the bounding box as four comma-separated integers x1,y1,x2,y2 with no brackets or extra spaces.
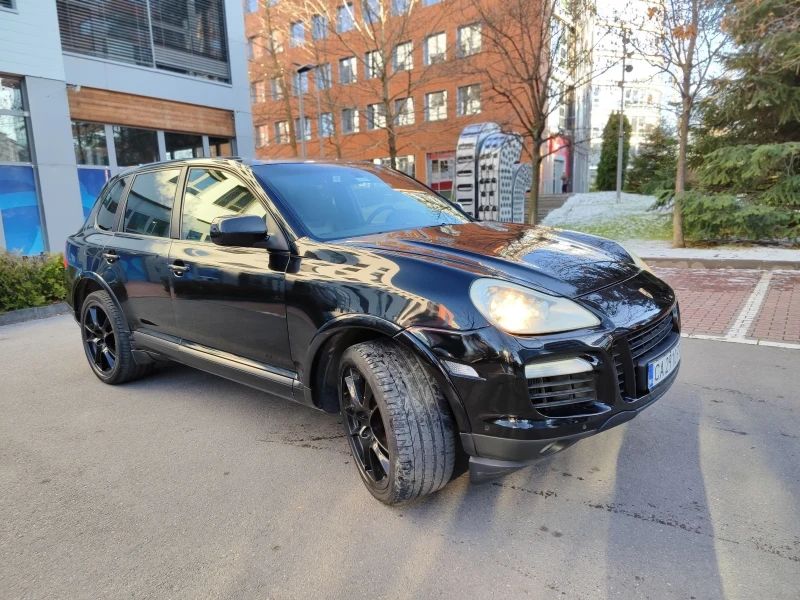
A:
168,263,190,276
103,251,118,264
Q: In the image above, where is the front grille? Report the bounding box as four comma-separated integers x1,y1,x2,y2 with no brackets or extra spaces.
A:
613,313,676,399
528,372,600,418
630,315,674,361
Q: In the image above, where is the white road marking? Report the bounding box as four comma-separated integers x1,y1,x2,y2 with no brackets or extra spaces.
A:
681,332,800,350
725,271,774,339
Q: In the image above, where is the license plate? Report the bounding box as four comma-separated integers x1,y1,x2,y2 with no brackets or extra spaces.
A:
647,341,680,389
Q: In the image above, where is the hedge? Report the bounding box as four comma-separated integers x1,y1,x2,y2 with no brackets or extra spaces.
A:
0,251,67,313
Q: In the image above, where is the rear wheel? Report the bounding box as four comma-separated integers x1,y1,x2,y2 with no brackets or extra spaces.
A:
81,291,151,384
339,340,455,504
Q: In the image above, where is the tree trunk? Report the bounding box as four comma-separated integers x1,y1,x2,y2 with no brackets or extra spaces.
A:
527,148,542,225
673,97,691,248
282,88,298,157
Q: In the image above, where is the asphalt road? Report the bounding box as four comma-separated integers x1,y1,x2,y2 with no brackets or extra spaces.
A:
1,316,798,600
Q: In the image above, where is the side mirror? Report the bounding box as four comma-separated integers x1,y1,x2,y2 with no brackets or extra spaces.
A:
209,215,268,247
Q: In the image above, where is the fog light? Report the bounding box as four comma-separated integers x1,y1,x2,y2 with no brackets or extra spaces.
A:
442,360,479,378
493,417,535,429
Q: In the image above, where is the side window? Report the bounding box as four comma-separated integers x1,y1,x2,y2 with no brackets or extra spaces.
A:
123,169,181,238
181,168,267,242
95,178,128,231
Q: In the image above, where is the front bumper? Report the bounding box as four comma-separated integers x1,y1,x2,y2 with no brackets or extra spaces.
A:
408,270,681,483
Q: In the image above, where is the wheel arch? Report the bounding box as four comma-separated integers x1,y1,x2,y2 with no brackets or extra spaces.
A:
72,274,126,330
302,314,471,433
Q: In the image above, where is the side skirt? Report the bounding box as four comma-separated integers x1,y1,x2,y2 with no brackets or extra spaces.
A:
132,331,303,403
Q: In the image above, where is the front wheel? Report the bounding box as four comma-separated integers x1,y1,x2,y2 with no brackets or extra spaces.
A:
339,340,456,504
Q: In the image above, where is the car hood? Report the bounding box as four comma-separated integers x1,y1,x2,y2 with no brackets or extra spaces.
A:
341,222,639,298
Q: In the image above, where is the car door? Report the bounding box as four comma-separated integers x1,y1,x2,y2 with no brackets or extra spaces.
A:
168,166,293,372
99,167,183,339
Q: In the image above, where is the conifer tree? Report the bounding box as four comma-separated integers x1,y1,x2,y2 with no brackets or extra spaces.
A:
626,121,678,194
685,0,800,240
595,112,631,192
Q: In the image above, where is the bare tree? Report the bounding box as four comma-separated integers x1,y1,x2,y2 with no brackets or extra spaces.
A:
631,0,729,247
463,0,606,224
302,0,459,168
251,0,299,155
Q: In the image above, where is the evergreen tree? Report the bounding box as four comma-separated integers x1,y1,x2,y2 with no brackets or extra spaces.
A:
626,121,678,195
595,112,632,191
685,0,800,240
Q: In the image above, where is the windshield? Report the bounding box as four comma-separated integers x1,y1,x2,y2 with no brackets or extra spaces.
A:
252,163,470,240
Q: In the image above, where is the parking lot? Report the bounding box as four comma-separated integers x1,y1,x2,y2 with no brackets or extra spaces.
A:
1,311,799,600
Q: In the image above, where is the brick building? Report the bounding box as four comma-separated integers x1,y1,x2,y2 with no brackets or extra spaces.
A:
244,0,592,202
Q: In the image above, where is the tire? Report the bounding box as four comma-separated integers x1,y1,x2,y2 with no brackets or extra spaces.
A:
80,291,152,385
339,339,456,504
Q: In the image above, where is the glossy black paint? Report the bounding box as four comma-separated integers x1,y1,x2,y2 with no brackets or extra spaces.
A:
65,158,680,470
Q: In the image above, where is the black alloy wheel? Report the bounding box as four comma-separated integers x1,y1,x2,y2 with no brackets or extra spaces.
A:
83,304,117,374
79,290,152,384
341,367,391,490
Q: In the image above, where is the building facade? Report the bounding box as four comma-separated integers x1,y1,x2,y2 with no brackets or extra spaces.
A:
0,0,254,255
244,0,592,202
588,12,672,186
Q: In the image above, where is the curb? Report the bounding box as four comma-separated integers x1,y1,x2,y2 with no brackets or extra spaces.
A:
0,303,71,327
644,257,800,271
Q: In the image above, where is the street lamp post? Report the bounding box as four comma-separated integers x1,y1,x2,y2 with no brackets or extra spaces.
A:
294,63,316,158
616,33,633,202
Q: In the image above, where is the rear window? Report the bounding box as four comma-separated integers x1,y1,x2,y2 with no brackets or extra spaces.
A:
252,163,469,240
94,178,128,231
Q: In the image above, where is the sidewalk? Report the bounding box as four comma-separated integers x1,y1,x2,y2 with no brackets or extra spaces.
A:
653,267,800,347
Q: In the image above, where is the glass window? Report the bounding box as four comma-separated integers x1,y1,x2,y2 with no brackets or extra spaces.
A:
290,21,305,47
72,122,109,166
424,32,446,65
320,113,334,138
181,168,267,242
425,91,447,121
312,14,328,39
392,0,411,15
251,81,266,103
164,132,203,159
57,0,230,83
393,41,413,72
123,169,180,237
366,104,386,130
255,125,269,148
294,117,312,140
0,165,42,254
457,84,481,116
270,77,283,99
365,50,384,79
457,24,481,57
210,137,233,156
274,121,289,144
394,98,414,126
292,71,309,95
363,0,379,24
251,163,467,241
339,57,357,84
315,63,332,90
0,116,31,162
270,30,284,53
245,0,258,13
337,4,354,32
342,108,359,134
113,126,159,167
0,77,24,111
95,178,128,231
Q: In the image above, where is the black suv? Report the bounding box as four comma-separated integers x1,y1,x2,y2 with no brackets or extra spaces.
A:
65,158,680,504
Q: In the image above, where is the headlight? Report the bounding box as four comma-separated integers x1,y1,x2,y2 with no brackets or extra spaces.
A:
469,278,600,335
619,244,652,274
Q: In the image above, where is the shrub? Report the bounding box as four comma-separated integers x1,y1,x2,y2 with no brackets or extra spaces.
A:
681,192,798,241
0,252,67,313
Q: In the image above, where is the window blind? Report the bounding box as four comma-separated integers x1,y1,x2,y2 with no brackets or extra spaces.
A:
56,0,230,82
